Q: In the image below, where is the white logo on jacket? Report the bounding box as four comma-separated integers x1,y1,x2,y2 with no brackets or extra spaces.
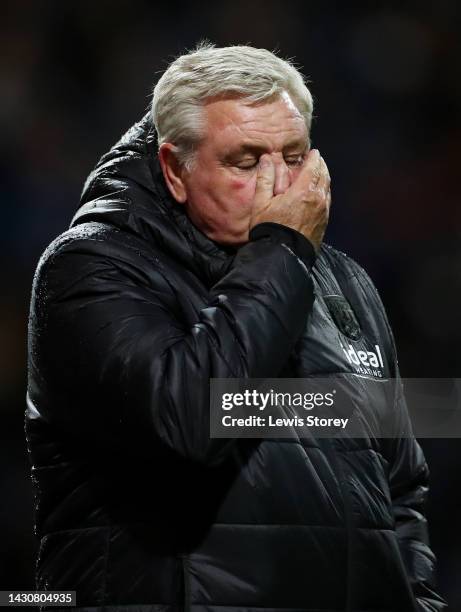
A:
341,342,385,378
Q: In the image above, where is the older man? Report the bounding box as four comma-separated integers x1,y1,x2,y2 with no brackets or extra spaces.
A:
26,44,446,611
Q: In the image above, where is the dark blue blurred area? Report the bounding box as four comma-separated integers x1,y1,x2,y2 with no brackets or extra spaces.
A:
1,0,460,606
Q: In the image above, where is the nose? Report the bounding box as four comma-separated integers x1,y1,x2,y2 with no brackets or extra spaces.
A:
272,153,290,196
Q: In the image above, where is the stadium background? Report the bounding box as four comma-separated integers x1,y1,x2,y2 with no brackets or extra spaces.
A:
1,1,460,607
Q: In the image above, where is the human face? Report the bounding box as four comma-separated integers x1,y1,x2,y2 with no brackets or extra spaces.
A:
180,92,309,245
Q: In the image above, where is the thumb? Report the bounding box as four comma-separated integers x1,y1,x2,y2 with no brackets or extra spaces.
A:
254,154,274,206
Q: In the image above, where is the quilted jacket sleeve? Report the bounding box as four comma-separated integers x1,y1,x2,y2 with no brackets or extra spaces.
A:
386,380,448,611
357,265,447,611
28,224,315,467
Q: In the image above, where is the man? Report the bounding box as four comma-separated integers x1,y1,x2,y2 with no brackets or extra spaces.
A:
26,44,446,611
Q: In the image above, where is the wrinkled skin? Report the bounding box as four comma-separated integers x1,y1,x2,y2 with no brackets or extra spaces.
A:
159,91,331,249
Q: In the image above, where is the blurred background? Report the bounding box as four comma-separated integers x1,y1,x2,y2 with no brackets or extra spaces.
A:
1,0,460,607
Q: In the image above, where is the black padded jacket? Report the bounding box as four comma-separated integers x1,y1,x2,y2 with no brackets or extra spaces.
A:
25,114,447,612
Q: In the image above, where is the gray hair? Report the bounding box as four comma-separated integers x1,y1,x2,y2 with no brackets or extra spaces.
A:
151,43,314,170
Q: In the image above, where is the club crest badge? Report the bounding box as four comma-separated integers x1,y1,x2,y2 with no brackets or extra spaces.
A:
324,295,362,341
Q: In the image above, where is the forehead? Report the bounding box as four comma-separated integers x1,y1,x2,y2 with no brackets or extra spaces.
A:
202,92,308,153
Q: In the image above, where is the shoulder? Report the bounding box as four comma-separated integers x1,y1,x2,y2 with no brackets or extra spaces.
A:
36,220,157,264
318,242,384,307
33,222,119,289
31,221,169,303
318,243,372,282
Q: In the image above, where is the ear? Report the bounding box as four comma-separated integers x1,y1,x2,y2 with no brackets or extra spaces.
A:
158,143,187,203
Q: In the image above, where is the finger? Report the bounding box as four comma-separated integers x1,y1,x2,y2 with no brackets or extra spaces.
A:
273,153,290,195
316,156,331,195
326,187,332,215
310,155,323,187
254,154,275,205
290,148,321,193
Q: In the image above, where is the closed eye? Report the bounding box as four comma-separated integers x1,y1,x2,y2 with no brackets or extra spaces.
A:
234,154,305,171
285,155,304,167
234,159,259,170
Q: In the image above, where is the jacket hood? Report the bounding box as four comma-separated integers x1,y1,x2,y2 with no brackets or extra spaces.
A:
71,113,235,286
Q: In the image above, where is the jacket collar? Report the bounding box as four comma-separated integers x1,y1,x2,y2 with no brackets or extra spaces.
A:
71,113,235,286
